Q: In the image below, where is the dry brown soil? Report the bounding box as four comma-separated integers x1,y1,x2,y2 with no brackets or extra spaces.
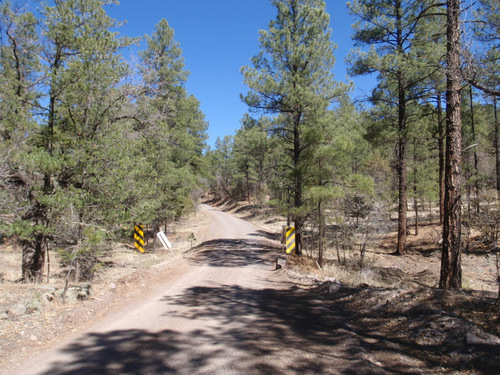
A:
214,199,500,374
0,209,211,369
0,199,499,374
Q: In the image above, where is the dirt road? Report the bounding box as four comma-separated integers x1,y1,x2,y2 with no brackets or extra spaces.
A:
4,204,426,375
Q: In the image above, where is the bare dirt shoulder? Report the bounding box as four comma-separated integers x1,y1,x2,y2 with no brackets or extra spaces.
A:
0,209,211,370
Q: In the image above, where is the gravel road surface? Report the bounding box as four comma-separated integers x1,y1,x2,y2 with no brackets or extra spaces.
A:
3,204,415,375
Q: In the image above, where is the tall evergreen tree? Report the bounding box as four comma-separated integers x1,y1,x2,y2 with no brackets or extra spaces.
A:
411,9,447,224
137,19,208,227
0,0,134,281
241,0,345,253
467,0,500,97
232,122,269,203
304,99,373,266
472,0,500,195
0,2,40,249
347,0,442,255
207,135,235,199
0,2,208,281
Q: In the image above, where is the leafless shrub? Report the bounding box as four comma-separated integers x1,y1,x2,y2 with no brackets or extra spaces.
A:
473,194,500,301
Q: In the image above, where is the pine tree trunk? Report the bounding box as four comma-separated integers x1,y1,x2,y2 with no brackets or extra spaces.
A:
317,157,325,267
496,251,500,305
414,140,419,236
494,97,499,198
440,0,462,291
21,193,49,282
469,86,479,212
46,247,50,283
294,188,303,255
465,152,472,253
21,234,45,282
437,92,445,224
20,45,61,283
293,112,303,254
318,200,324,268
246,168,251,203
395,2,407,255
396,137,408,254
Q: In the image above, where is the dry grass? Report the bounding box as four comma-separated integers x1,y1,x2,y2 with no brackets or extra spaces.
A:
218,197,499,296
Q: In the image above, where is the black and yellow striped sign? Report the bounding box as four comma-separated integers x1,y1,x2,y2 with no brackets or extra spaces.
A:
134,225,145,253
286,226,296,254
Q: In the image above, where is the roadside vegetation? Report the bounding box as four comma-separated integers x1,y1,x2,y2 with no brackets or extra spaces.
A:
206,0,500,296
0,0,208,283
0,1,499,370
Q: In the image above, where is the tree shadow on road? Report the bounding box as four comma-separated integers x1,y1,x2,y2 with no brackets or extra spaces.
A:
249,229,280,241
187,237,281,268
33,236,499,375
36,283,428,375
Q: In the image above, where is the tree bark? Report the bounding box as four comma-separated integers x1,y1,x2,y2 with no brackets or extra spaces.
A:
21,234,46,282
246,167,251,203
395,1,407,255
413,140,419,236
318,200,324,268
292,110,304,254
396,133,408,254
494,97,499,198
396,79,408,255
437,92,445,224
293,111,303,255
440,0,463,291
469,86,479,212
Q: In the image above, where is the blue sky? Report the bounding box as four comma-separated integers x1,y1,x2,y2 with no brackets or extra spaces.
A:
105,1,375,147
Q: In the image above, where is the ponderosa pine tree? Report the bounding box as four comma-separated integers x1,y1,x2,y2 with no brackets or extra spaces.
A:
241,0,345,253
304,98,373,266
1,2,208,281
347,0,443,255
2,0,134,282
0,2,40,251
472,0,500,195
411,9,447,224
210,135,235,199
468,0,500,97
136,18,208,229
51,3,140,281
232,123,269,203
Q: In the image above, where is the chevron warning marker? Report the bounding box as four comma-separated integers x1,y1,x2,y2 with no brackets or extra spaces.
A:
134,225,145,253
285,226,296,254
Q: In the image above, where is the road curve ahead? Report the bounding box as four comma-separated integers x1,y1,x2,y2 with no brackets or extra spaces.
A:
5,205,404,375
